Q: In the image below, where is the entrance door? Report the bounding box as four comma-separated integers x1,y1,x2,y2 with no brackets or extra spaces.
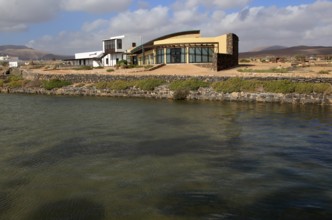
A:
170,48,182,63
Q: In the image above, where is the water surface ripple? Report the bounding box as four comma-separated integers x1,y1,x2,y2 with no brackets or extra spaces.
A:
0,94,331,219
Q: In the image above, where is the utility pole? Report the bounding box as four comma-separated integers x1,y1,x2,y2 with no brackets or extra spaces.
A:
141,36,145,65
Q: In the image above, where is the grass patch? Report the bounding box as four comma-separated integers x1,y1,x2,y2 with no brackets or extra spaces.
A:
106,69,114,72
237,67,291,73
263,80,296,93
212,78,263,93
169,79,210,91
318,70,330,74
212,78,331,94
134,78,165,91
95,80,134,90
94,66,104,69
72,66,93,71
108,80,134,90
42,79,71,90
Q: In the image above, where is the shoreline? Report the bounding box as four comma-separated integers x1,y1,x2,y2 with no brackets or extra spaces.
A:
1,69,331,105
1,85,331,105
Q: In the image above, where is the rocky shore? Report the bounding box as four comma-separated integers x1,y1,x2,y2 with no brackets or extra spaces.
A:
1,69,331,105
1,84,331,105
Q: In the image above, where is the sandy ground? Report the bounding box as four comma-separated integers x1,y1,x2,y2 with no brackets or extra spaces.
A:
34,62,332,78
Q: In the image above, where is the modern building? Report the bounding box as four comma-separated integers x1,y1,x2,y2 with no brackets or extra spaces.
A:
102,35,141,67
74,51,104,67
130,30,239,70
72,35,141,67
71,31,239,71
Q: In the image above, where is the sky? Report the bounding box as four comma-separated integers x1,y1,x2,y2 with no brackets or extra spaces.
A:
0,0,331,55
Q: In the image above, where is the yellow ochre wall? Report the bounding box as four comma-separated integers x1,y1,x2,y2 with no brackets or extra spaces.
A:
154,34,228,54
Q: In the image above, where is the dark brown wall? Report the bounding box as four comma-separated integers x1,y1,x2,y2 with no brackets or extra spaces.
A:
212,33,239,71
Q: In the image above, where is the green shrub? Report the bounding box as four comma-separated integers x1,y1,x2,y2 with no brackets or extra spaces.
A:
263,80,295,93
73,66,93,70
240,59,251,63
318,70,330,74
169,79,210,91
212,78,245,93
237,68,290,73
8,80,24,88
294,83,314,94
134,78,165,91
95,82,108,89
108,80,133,90
0,79,4,87
8,75,23,82
43,79,71,90
173,89,189,100
0,61,9,67
313,83,332,94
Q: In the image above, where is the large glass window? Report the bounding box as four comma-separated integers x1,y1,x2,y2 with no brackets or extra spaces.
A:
117,39,122,50
189,47,214,63
156,48,164,64
166,48,186,63
104,40,115,53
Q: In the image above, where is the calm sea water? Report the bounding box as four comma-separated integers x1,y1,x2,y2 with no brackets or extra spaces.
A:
0,94,331,220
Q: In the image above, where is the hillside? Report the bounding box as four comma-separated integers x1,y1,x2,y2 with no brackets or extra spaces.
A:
240,46,332,58
0,45,73,60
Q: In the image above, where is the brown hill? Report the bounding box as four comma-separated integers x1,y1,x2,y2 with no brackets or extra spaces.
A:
0,45,73,60
240,46,332,58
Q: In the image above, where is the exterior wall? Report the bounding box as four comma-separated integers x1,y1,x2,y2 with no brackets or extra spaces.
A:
154,34,228,54
9,61,18,68
75,51,103,59
212,34,239,71
102,53,125,67
102,35,141,66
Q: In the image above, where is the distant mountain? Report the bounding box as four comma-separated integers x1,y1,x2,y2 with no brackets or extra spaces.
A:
251,45,287,52
0,45,73,60
240,46,332,58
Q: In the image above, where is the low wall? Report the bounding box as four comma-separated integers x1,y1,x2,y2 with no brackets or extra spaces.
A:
22,71,332,84
1,86,331,105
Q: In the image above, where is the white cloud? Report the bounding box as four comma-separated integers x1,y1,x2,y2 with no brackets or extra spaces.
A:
174,0,251,9
25,0,332,54
61,0,132,13
0,0,59,32
109,6,170,35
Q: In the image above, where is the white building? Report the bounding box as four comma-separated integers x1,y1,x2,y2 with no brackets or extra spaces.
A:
0,55,19,67
72,35,141,67
102,35,141,67
74,51,104,67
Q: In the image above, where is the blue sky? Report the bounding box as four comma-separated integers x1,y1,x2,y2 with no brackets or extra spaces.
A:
0,0,330,54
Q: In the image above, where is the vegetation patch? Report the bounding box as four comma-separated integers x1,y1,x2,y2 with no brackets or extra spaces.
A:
173,89,190,100
212,78,332,94
95,80,134,90
106,69,114,72
237,67,291,73
169,79,210,91
318,70,330,75
134,78,165,91
42,79,71,90
0,79,4,87
72,66,93,71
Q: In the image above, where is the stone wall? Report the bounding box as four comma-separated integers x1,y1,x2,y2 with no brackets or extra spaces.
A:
212,33,239,71
1,86,331,105
26,71,332,84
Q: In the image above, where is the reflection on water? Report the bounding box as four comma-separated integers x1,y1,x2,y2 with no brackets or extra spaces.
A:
0,94,332,219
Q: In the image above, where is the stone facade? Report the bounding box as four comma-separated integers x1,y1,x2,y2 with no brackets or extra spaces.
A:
1,86,331,105
212,34,239,71
23,71,332,84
